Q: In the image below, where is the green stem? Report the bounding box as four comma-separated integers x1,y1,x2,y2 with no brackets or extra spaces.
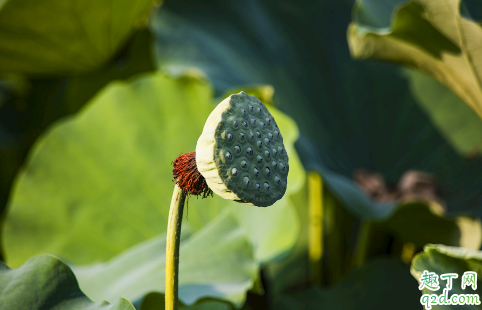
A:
308,172,323,285
165,184,186,310
324,189,344,283
352,221,372,268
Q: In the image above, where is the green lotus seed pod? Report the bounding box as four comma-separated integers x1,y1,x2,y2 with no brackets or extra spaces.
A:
196,91,289,207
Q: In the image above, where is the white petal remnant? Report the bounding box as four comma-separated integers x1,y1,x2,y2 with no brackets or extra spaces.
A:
196,92,289,207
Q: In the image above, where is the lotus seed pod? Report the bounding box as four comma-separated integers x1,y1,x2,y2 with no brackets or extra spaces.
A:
196,91,289,207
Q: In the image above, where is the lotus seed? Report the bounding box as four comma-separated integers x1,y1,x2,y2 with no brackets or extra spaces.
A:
268,133,274,140
265,138,270,144
239,133,245,141
272,148,277,156
247,147,253,156
254,168,259,176
265,150,270,158
266,118,271,126
257,141,263,148
280,163,285,171
227,133,233,142
264,183,270,190
233,120,238,128
257,107,261,115
257,155,263,163
260,122,265,129
226,152,232,160
272,161,277,169
234,146,241,154
265,168,270,177
275,131,280,138
249,105,254,112
251,118,256,125
241,160,247,168
241,108,246,116
244,177,250,185
242,121,248,128
275,176,280,185
278,146,284,153
232,168,238,176
255,183,260,191
249,132,255,140
256,131,261,138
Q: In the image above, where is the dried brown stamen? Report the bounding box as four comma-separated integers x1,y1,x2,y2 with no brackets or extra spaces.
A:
172,152,213,199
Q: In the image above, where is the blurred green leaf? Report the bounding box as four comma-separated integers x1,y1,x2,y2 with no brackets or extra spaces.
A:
411,244,482,309
0,28,155,222
348,0,482,120
5,72,212,266
401,68,482,155
3,72,304,304
137,292,233,310
72,211,257,308
0,0,158,74
272,258,421,310
150,0,482,220
0,255,135,310
376,201,482,249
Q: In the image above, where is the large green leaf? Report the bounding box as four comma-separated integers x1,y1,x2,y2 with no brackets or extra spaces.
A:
348,0,482,120
411,244,482,309
150,0,482,220
0,29,156,261
72,211,257,307
3,71,304,304
4,72,211,266
272,258,421,310
0,0,157,74
0,255,135,310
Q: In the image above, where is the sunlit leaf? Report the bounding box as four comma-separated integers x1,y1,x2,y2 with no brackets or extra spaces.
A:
73,211,257,307
401,69,482,155
411,244,482,309
348,0,482,120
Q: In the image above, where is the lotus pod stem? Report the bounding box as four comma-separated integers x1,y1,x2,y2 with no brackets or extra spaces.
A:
165,184,185,310
165,92,289,309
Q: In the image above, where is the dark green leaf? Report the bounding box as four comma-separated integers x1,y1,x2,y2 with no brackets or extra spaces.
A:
0,0,157,74
0,255,135,310
273,258,421,310
375,201,482,249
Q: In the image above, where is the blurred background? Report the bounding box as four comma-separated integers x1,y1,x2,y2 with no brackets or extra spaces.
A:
1,0,482,309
